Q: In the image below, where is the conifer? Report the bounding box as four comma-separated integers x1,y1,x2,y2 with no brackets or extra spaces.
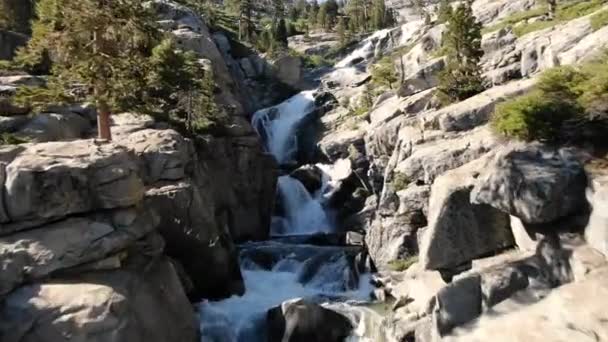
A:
437,0,485,103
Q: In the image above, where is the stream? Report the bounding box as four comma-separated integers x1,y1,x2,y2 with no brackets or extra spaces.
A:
197,31,406,342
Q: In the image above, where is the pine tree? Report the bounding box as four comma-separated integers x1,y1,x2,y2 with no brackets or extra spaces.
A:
437,0,485,103
274,18,289,47
346,0,366,32
337,16,348,46
317,4,327,30
320,0,339,30
371,56,398,89
17,0,204,140
0,0,35,34
309,0,320,27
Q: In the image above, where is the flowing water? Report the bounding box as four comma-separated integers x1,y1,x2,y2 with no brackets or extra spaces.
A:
198,36,400,342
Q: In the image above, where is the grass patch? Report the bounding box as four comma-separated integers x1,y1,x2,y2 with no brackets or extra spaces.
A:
484,0,608,37
591,9,608,30
388,256,418,272
482,6,548,34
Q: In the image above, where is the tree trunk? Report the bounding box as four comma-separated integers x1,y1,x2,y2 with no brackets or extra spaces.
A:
97,100,112,141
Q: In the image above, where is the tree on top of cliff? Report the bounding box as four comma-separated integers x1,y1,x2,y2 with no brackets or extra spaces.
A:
17,0,161,140
15,0,215,139
437,0,485,103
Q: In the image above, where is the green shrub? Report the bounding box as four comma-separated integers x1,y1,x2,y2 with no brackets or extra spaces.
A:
388,256,418,272
391,172,410,191
591,9,608,30
492,91,579,141
485,0,608,37
0,133,29,145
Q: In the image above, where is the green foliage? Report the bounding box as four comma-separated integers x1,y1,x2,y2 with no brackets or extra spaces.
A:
371,56,398,89
591,9,608,30
482,6,548,34
485,0,608,37
391,172,409,191
0,133,29,145
388,256,418,272
301,53,335,68
12,81,74,112
492,57,608,143
0,0,35,34
437,1,486,103
436,0,453,24
492,91,579,141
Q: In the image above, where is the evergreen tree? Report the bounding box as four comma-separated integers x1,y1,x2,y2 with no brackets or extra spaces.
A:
17,0,208,139
337,16,349,46
0,0,35,34
319,0,338,30
346,0,366,32
436,0,452,24
309,0,320,27
274,18,289,47
317,4,327,29
371,56,398,89
273,0,285,19
437,0,485,103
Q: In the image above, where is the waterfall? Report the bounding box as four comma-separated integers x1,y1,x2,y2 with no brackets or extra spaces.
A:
274,175,332,235
251,90,316,165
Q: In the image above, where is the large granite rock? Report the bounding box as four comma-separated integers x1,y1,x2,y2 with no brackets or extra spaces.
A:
0,207,158,297
145,181,244,300
0,257,198,342
267,299,353,342
446,267,608,341
419,157,514,271
15,112,92,142
1,140,144,230
471,144,587,225
195,135,277,242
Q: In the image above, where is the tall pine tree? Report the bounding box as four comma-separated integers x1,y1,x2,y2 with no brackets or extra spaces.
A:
239,0,254,42
437,0,485,103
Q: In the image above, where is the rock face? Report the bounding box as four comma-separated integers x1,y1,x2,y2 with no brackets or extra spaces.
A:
446,267,608,341
0,137,201,341
1,141,144,229
0,257,198,342
267,299,353,342
471,144,588,225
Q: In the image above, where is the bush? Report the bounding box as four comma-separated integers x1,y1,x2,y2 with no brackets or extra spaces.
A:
492,91,579,142
391,172,410,191
591,9,608,31
0,133,29,145
370,56,398,89
388,256,418,272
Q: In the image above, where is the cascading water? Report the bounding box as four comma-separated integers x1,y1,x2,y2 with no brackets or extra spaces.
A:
197,35,404,342
274,175,331,235
251,90,316,165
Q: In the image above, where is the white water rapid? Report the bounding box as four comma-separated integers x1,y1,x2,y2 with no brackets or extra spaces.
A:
251,90,316,165
197,33,407,342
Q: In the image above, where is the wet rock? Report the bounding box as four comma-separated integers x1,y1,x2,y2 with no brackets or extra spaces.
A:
290,165,323,194
471,143,587,224
267,299,353,342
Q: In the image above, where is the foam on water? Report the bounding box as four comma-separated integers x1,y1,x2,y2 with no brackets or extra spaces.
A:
251,90,316,165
